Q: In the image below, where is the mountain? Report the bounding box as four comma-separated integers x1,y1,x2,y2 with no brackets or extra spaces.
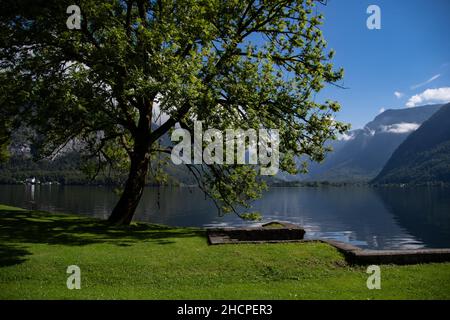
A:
4,104,446,185
373,102,450,185
1,124,197,185
285,104,443,182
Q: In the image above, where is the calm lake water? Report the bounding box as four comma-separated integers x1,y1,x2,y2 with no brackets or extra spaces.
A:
0,184,449,250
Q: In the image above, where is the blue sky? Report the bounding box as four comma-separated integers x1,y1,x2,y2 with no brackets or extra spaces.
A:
315,0,450,129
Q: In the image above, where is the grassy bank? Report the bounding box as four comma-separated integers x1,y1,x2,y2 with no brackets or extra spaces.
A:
0,204,449,299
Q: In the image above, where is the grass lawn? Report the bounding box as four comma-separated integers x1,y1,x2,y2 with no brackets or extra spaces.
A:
0,204,449,299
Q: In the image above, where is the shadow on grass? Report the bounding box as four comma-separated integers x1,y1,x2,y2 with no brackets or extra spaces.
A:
0,209,206,266
0,243,31,266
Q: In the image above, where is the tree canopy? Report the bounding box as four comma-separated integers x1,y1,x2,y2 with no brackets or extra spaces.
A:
0,0,348,224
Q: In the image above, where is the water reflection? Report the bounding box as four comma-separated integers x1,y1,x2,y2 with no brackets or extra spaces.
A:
375,187,450,249
0,184,449,250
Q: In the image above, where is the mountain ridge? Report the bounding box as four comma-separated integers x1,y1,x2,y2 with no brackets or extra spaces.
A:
373,102,450,185
280,104,443,182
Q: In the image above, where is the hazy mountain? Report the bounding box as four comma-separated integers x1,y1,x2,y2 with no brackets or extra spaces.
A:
373,102,450,185
284,104,443,182
2,123,197,185
4,104,446,185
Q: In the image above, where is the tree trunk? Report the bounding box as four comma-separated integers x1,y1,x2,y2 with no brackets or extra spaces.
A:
108,148,150,225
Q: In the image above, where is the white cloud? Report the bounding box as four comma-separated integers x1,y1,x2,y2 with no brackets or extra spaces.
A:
379,108,385,114
381,122,420,134
406,87,450,108
411,74,441,90
338,132,354,141
394,91,404,99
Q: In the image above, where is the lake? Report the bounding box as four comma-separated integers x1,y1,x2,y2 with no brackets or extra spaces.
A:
0,184,449,250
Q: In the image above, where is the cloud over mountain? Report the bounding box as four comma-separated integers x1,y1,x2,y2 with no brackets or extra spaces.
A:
406,87,450,108
380,122,420,134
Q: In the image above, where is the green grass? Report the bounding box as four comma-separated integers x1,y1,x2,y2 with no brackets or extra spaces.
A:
0,204,449,299
262,222,285,229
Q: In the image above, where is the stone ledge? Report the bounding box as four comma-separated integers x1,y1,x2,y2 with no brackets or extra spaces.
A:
207,228,450,265
306,240,450,265
207,221,305,244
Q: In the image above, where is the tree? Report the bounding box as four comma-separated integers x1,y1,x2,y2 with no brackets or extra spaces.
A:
0,0,348,225
0,123,10,162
